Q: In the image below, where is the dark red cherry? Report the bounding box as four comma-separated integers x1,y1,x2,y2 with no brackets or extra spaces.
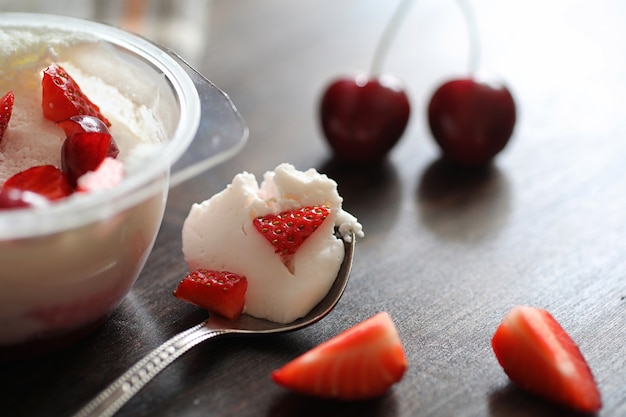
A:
62,132,119,187
320,75,410,165
58,116,119,187
56,115,111,136
428,77,516,166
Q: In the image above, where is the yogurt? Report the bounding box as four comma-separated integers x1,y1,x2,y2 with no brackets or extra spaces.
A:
0,24,181,350
182,163,364,323
0,26,173,185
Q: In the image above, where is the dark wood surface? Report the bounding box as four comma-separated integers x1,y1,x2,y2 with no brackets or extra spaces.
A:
2,1,626,416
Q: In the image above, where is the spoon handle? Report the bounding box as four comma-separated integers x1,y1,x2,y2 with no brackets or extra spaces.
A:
72,320,224,417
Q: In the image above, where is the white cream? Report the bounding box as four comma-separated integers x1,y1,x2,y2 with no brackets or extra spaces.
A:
182,163,363,323
0,27,176,346
0,27,172,184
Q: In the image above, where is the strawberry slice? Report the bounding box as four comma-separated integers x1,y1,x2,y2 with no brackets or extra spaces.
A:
253,205,330,256
0,188,49,210
62,131,119,187
0,188,31,210
0,90,14,142
272,312,408,400
173,269,248,320
42,64,111,127
2,165,73,201
492,305,602,413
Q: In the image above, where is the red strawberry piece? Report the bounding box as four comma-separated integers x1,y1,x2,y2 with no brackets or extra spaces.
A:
42,64,111,127
0,188,49,210
76,157,124,192
492,305,602,413
173,269,248,320
253,205,331,256
272,312,408,400
56,114,111,136
0,188,31,210
2,165,73,201
0,90,14,142
62,131,119,187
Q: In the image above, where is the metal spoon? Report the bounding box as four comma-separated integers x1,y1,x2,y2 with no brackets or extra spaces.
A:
72,233,355,417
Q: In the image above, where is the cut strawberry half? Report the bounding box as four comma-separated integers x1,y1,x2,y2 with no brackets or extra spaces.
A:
253,205,330,256
62,131,119,187
0,90,14,142
272,312,408,400
173,269,248,320
42,64,111,127
2,165,73,201
492,305,602,413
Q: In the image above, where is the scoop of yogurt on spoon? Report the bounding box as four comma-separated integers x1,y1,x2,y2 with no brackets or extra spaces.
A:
182,163,363,324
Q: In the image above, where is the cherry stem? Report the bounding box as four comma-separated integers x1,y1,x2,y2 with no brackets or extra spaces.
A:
369,0,481,76
370,0,415,77
455,0,481,74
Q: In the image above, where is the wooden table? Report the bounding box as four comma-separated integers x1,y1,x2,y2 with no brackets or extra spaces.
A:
2,1,626,416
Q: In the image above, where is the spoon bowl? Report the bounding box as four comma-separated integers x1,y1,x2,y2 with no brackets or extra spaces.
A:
73,232,355,417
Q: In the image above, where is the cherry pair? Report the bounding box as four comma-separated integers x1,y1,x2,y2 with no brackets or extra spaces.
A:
318,0,516,167
320,75,516,167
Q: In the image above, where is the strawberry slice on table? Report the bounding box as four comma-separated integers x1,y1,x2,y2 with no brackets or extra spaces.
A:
173,269,248,320
42,64,111,127
271,312,408,400
491,305,602,413
62,131,119,187
253,205,330,256
0,90,14,142
2,165,73,201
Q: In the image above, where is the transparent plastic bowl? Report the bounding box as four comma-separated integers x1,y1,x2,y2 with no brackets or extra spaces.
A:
0,14,248,357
